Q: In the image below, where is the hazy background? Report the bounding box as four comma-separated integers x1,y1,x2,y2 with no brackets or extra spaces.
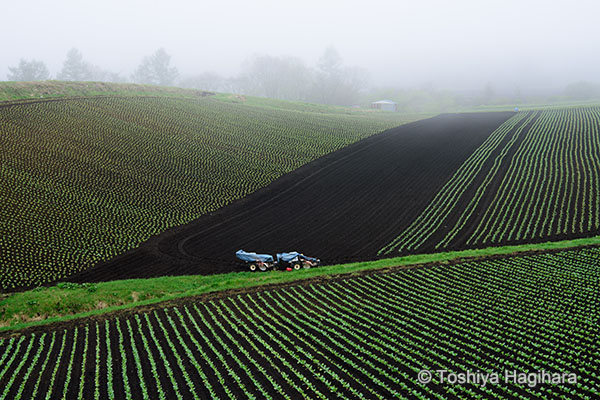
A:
2,0,600,110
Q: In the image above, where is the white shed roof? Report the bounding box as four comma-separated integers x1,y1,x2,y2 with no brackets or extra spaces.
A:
371,100,397,104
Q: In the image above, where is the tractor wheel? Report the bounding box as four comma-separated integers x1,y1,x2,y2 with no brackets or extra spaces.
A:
259,263,268,272
292,263,301,270
249,264,257,272
302,261,311,269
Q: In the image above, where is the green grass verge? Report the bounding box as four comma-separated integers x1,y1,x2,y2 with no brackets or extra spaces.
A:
457,99,600,113
0,80,211,102
2,235,600,333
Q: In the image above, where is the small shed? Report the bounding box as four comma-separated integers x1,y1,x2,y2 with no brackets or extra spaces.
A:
371,100,397,112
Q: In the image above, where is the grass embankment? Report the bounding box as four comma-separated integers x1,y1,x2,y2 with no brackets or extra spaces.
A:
2,235,599,333
459,99,600,113
0,80,213,102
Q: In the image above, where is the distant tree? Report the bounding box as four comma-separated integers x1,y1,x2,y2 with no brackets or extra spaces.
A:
312,46,367,105
317,46,343,77
132,48,178,86
229,47,366,106
238,55,313,100
57,48,93,81
340,66,369,103
7,59,50,81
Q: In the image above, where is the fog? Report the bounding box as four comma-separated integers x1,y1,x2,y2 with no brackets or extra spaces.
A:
3,0,600,102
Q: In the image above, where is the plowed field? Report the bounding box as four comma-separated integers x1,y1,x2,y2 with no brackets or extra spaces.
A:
71,112,512,281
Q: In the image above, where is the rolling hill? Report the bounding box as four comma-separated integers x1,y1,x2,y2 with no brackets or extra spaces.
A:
0,82,418,290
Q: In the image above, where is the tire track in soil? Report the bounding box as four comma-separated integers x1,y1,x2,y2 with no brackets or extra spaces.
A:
67,112,512,283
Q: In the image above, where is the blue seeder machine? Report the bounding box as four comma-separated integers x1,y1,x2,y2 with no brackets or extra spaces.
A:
236,250,320,272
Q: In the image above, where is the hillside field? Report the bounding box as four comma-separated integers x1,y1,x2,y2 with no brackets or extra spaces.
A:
70,106,600,284
1,83,599,399
70,112,512,281
0,87,417,290
382,106,600,254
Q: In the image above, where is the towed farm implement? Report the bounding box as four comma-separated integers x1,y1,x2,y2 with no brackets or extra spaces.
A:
236,250,320,272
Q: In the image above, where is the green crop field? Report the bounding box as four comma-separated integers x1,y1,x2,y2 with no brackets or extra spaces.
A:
1,82,599,399
381,106,600,255
0,246,598,399
0,92,417,290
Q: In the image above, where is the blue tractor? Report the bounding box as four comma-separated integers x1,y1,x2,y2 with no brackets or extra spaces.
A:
236,250,320,272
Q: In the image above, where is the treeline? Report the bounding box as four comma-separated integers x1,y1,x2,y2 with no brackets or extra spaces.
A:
7,47,600,111
7,48,176,86
7,47,367,106
181,47,367,106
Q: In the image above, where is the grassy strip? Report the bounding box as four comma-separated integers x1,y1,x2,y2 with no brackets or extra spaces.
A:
0,80,212,102
2,235,600,333
458,100,600,113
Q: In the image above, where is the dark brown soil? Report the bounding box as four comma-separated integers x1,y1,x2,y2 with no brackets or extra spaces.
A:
68,112,513,283
419,111,542,251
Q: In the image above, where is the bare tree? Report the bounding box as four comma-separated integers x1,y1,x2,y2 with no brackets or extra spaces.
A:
238,54,313,100
7,59,50,81
313,46,367,105
317,46,343,77
132,48,178,86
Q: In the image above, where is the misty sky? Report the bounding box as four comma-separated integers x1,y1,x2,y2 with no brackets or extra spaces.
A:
2,0,599,92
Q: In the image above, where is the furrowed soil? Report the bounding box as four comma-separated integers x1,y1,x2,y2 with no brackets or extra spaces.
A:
422,111,542,251
70,112,512,281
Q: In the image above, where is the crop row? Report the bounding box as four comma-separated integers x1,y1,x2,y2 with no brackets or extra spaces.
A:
1,246,598,398
379,111,530,255
381,106,600,254
467,107,600,245
0,96,403,289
